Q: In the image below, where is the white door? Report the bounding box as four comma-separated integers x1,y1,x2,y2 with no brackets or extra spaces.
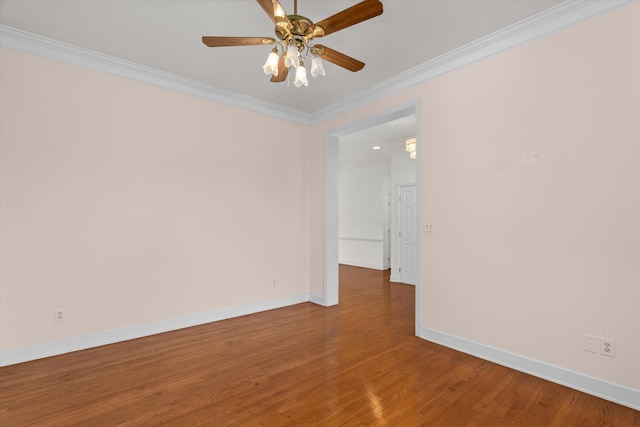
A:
382,176,391,270
398,185,417,285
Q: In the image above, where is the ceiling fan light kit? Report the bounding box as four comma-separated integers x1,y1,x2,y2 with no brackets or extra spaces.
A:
202,0,383,87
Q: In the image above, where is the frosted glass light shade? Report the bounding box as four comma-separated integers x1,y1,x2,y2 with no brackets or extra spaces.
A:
262,50,279,76
310,54,325,78
284,44,299,68
405,138,416,152
294,63,308,87
406,137,416,159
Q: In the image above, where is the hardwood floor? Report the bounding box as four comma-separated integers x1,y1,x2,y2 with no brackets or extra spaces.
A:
1,265,638,426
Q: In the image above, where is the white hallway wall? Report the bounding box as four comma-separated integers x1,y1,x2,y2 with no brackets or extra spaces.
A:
339,162,389,270
338,145,417,274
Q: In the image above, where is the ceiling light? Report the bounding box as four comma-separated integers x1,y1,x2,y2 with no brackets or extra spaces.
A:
202,0,384,88
284,44,299,68
294,61,309,87
406,138,416,159
372,146,381,150
310,53,326,78
262,47,279,76
264,43,326,86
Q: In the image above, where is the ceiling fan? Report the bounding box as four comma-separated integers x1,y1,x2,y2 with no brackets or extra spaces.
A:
202,0,384,87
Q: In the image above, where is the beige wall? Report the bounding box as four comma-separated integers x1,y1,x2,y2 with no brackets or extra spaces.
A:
0,48,310,350
310,3,639,389
419,3,638,389
1,1,638,394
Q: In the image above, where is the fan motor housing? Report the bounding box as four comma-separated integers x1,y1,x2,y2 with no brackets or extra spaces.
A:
288,15,312,35
275,14,324,44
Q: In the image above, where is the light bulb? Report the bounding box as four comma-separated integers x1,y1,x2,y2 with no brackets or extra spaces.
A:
405,138,416,152
294,62,308,87
284,44,299,68
310,54,325,78
262,49,279,76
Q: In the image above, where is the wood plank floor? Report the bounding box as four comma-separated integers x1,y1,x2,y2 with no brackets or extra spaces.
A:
1,265,638,426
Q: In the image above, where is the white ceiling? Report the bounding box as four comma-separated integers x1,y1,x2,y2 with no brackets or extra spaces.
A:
339,114,415,165
0,0,565,115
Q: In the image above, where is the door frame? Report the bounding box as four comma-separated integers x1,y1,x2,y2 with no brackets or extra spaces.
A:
382,175,391,270
323,101,421,335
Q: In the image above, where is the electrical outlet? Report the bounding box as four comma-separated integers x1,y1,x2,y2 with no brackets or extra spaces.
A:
424,223,435,232
583,334,597,353
600,338,615,357
54,309,65,322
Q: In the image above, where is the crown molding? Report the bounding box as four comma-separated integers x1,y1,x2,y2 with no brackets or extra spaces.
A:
0,0,635,126
310,0,636,124
0,25,314,126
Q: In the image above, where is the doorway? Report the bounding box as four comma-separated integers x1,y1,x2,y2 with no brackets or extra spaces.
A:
323,102,420,334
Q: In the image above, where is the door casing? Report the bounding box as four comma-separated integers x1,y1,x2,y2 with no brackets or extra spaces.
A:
322,101,421,335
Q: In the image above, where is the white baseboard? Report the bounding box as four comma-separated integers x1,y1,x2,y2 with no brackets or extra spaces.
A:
309,293,326,306
338,260,387,270
389,274,416,285
419,326,640,411
0,293,311,367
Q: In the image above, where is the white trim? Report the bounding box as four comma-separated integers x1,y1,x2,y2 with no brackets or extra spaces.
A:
0,1,634,125
338,260,387,271
339,237,383,242
0,25,313,126
328,103,420,138
412,104,422,336
389,275,416,286
311,0,635,123
419,326,640,411
309,293,326,306
0,292,311,367
323,134,340,307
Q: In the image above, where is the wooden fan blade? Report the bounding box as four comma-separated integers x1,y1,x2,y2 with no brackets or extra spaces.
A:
270,54,289,82
311,0,383,37
256,0,276,23
315,45,365,72
256,0,290,24
202,36,276,47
